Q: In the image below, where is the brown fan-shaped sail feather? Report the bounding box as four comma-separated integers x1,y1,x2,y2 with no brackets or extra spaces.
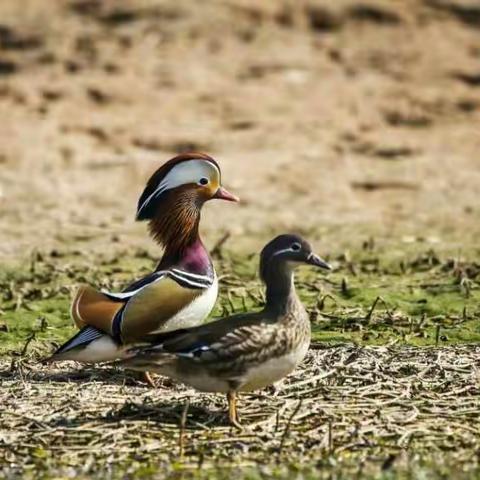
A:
71,285,125,335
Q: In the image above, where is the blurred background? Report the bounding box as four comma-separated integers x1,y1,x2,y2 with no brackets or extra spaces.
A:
1,0,479,260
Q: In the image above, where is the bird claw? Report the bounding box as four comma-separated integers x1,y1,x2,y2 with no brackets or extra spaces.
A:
143,371,156,388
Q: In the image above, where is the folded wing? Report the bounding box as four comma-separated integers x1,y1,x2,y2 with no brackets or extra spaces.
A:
71,271,201,340
124,312,273,365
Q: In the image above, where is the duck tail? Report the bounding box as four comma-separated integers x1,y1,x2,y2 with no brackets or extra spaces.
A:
43,326,124,364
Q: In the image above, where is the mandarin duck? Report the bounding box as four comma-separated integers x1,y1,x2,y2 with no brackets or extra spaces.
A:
114,234,331,428
46,153,238,376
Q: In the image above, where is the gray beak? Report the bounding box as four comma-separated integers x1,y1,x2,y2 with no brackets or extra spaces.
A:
307,253,332,270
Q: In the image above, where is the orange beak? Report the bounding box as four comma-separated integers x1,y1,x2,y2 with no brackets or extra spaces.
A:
213,186,239,202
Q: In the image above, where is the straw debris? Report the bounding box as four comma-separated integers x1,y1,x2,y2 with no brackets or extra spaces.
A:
1,344,479,477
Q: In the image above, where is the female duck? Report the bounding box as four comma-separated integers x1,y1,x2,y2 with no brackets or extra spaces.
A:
47,153,238,369
116,234,331,428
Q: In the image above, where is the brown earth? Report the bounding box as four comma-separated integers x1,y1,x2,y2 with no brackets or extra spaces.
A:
1,0,480,261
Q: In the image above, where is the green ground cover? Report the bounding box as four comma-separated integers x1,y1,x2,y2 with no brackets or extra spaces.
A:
1,240,479,357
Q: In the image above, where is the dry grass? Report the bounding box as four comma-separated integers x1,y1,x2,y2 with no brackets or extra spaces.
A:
1,343,479,478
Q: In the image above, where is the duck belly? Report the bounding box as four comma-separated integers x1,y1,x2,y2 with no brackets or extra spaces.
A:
239,341,310,392
177,372,231,393
150,364,231,393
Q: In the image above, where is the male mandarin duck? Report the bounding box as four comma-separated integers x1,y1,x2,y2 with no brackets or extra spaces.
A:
114,234,332,428
47,153,238,370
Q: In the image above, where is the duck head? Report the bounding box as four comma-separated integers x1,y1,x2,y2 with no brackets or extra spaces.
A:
136,152,238,248
137,152,238,221
260,234,332,282
259,234,331,311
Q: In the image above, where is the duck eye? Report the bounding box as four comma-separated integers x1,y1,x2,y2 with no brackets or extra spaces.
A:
198,177,209,186
291,242,301,251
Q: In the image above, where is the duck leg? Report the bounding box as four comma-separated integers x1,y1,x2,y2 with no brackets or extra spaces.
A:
227,391,242,430
143,371,156,388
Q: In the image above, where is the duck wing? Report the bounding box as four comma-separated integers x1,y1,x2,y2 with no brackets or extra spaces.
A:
122,311,278,366
71,269,212,343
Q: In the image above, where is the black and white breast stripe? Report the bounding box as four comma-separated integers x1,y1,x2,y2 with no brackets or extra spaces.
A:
168,269,214,289
102,269,214,301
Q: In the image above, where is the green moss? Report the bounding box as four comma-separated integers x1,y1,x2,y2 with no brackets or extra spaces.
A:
0,244,479,357
0,299,74,355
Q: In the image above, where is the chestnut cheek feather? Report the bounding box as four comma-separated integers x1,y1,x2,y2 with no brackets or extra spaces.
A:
148,187,200,248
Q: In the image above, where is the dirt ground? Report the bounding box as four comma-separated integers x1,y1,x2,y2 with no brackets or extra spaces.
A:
1,0,480,262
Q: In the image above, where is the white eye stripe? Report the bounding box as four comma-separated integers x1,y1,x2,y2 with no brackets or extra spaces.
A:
138,160,220,216
137,181,170,217
271,247,298,258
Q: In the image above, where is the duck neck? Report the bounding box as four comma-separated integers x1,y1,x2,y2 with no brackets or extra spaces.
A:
264,262,298,315
150,195,211,275
162,237,212,276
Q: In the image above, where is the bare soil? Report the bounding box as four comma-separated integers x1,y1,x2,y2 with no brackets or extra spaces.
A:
1,0,480,261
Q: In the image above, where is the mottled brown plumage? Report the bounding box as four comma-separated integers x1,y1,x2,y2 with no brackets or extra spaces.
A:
115,234,332,428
